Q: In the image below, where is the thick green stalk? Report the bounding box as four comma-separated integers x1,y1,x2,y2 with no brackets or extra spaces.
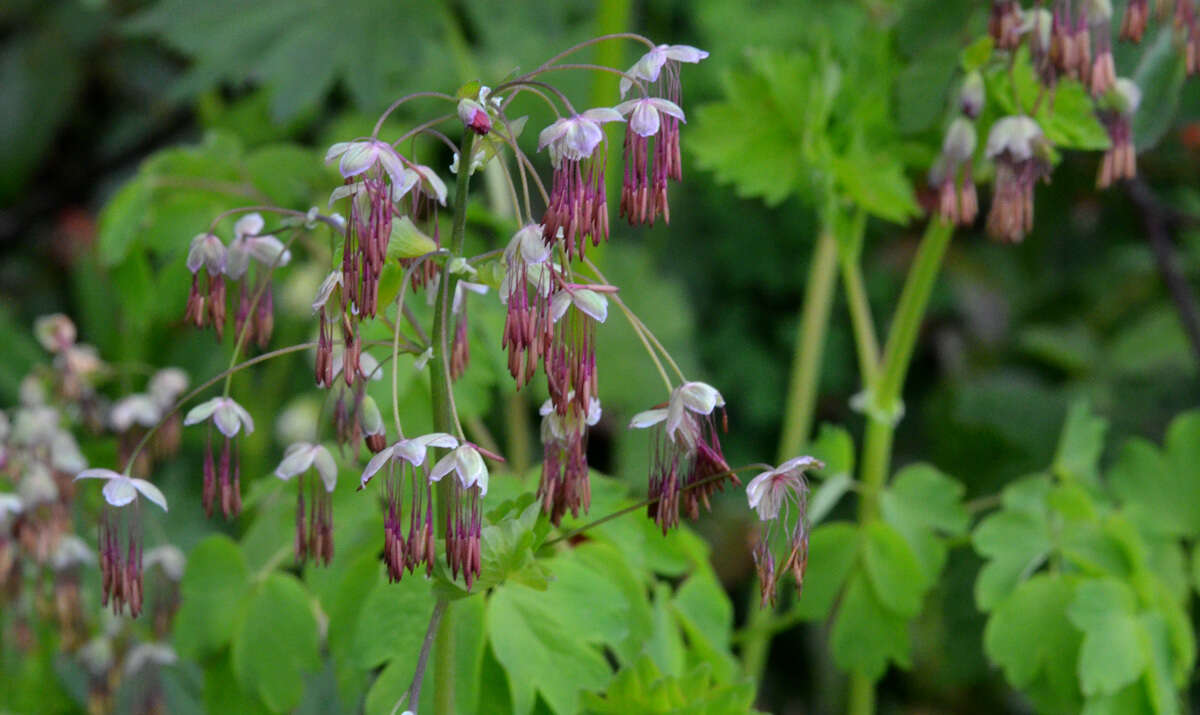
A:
743,229,839,685
429,133,477,715
776,230,840,463
849,218,952,715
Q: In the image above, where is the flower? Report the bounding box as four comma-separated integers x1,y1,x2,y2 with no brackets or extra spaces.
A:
74,468,168,512
619,44,709,97
985,116,1051,243
538,395,601,524
614,97,685,139
538,109,624,259
326,139,410,184
629,381,725,445
501,226,554,388
35,314,77,353
746,456,821,608
1096,78,1141,188
186,233,227,276
430,444,489,495
110,395,162,432
537,109,625,165
359,433,459,488
745,456,822,521
184,397,253,519
457,97,492,135
275,442,338,566
225,213,292,280
148,368,188,409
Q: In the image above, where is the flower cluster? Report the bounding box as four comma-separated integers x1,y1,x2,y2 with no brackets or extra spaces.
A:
746,456,822,607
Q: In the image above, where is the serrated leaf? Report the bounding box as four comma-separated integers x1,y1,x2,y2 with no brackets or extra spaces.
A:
1052,401,1107,485
830,571,911,679
173,535,251,658
231,573,320,713
983,574,1080,689
1109,413,1200,538
793,522,859,621
880,463,968,536
1068,579,1145,697
972,508,1052,610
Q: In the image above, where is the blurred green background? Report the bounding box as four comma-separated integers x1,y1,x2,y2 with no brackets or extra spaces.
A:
3,0,1200,712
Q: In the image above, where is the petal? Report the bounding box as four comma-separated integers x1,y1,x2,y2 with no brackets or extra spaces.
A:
537,118,571,152
234,213,264,240
429,452,456,482
327,183,358,207
75,468,120,481
213,403,241,438
580,107,625,124
613,99,641,117
324,142,352,164
678,381,724,414
745,471,773,510
312,271,342,313
312,446,338,492
247,236,292,267
376,144,407,187
455,447,487,494
414,165,448,205
550,291,572,323
629,408,669,429
664,396,686,440
397,432,458,465
628,102,661,137
339,142,378,178
224,240,250,280
231,401,255,434
664,45,709,63
275,444,317,480
586,399,602,426
131,479,169,511
648,98,686,122
102,477,137,507
538,398,555,417
516,225,549,264
360,446,396,488
571,289,608,323
777,455,824,476
632,48,668,83
390,168,420,202
183,398,223,426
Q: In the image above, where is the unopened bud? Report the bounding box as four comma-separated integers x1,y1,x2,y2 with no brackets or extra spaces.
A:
959,72,985,119
457,99,492,135
943,118,978,164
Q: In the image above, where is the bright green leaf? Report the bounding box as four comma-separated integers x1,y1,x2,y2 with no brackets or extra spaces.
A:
231,573,321,713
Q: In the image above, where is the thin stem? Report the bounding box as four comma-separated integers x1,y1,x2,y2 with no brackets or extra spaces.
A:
392,253,445,438
501,84,565,119
841,257,881,384
494,80,575,115
582,257,686,382
543,464,771,546
429,132,477,715
776,230,839,462
391,115,455,151
520,63,648,97
490,124,551,207
371,92,456,139
222,231,302,396
400,600,447,715
535,32,654,69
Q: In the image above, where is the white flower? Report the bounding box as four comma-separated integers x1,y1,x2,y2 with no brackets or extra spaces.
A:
312,271,342,313
359,433,459,488
629,381,725,443
505,224,550,266
0,493,23,524
540,395,601,442
985,116,1044,162
34,313,76,352
186,233,226,275
326,139,409,183
143,545,186,581
614,97,685,137
619,44,709,97
225,213,291,280
550,288,608,323
75,468,168,511
148,368,188,408
452,281,489,315
110,394,162,432
274,443,338,492
430,444,489,495
745,456,823,521
538,109,625,165
183,397,254,438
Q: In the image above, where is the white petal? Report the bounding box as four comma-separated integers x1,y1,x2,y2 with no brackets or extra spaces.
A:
131,479,169,512
324,142,352,164
360,446,396,488
377,146,408,188
429,452,456,482
629,101,661,137
664,45,708,63
102,477,137,507
538,398,555,417
391,168,420,202
328,183,358,207
224,240,250,280
183,398,223,426
586,399,602,426
234,213,264,240
678,381,724,414
629,408,668,429
75,468,121,481
312,447,338,492
648,98,685,122
776,455,824,476
415,165,448,205
275,444,317,480
247,235,292,268
455,447,487,495
230,401,255,434
537,118,571,152
312,271,342,313
339,142,378,178
580,107,624,124
664,396,686,440
550,291,572,323
571,289,608,323
213,403,241,438
745,470,773,510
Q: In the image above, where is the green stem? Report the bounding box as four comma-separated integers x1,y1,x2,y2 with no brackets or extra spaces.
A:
849,218,953,715
428,132,476,715
840,257,880,385
776,230,839,464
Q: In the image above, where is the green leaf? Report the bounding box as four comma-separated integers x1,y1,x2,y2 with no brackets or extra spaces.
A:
1109,413,1200,538
1052,401,1108,485
1067,579,1146,697
231,573,321,713
173,535,251,658
973,506,1052,610
830,149,919,224
961,36,994,72
880,464,968,536
830,571,911,680
97,178,152,266
861,520,927,618
987,47,1110,151
807,423,855,480
983,574,1081,690
672,570,738,683
487,579,612,715
794,522,859,621
352,574,434,669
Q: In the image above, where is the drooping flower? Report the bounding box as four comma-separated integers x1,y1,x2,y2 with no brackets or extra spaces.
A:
184,397,254,519
226,214,291,349
501,226,554,389
275,442,338,566
989,0,1024,50
148,368,188,459
615,97,686,227
430,444,492,589
619,44,709,98
538,395,601,525
359,432,458,582
538,109,625,260
545,286,608,417
629,381,736,533
985,116,1052,243
74,468,168,617
185,232,228,338
1095,78,1141,188
1086,0,1117,95
930,117,978,227
745,456,822,608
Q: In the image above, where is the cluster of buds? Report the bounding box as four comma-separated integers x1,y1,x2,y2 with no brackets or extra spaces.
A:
746,456,822,607
986,116,1052,243
930,73,982,227
1096,78,1143,187
184,396,254,519
274,442,338,565
73,468,168,616
630,382,737,534
185,214,291,346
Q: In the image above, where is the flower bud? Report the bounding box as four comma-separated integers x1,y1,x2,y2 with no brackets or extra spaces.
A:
959,72,985,119
942,118,978,164
457,98,491,135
